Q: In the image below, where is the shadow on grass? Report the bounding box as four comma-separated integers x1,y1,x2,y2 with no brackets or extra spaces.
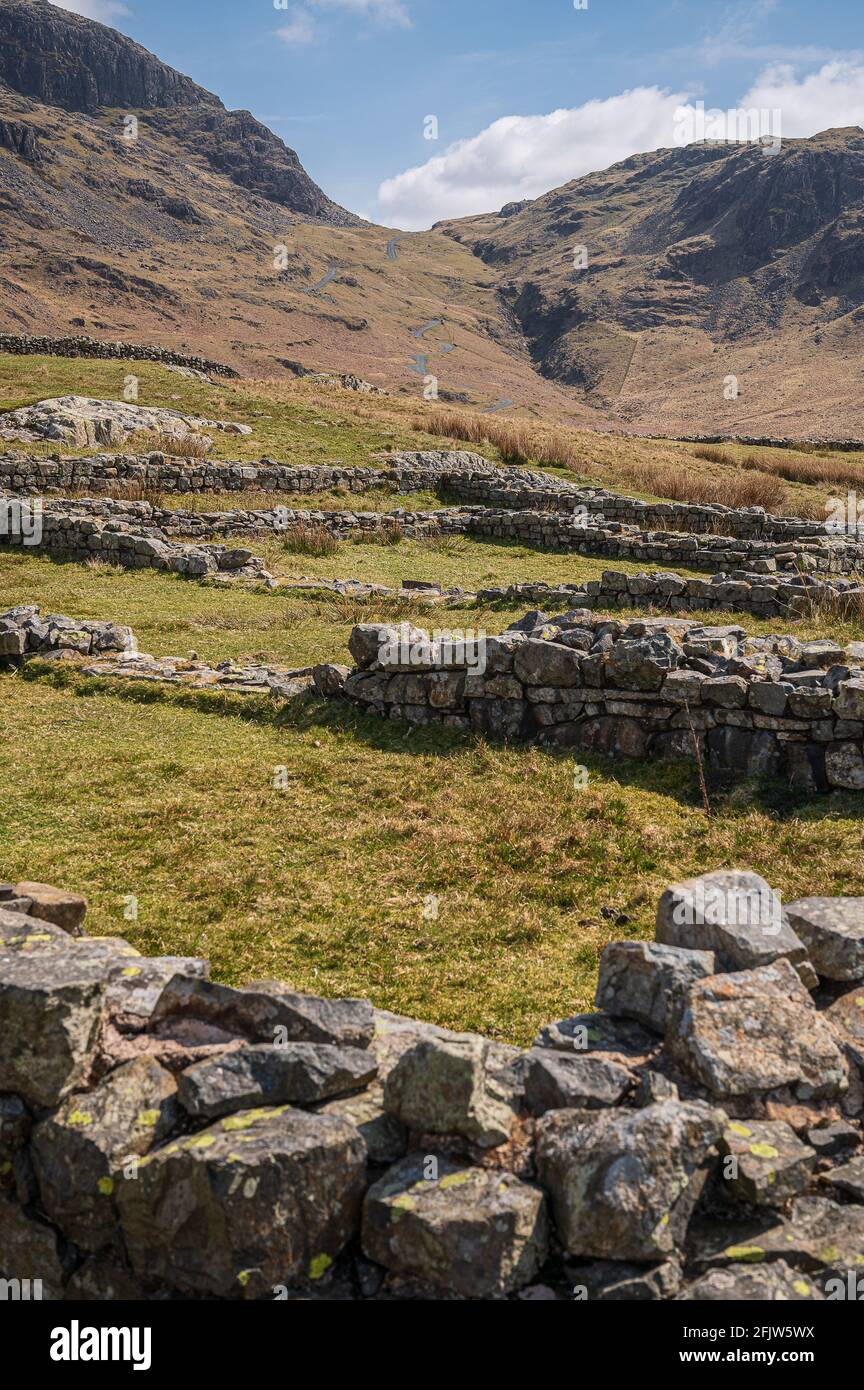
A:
20,660,864,825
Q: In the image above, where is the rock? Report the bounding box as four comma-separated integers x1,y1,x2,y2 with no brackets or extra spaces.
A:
362,1154,547,1298
718,1119,816,1206
316,1084,407,1165
806,1119,859,1160
705,1196,864,1283
566,1258,682,1300
347,623,394,669
177,1042,377,1119
679,1261,823,1300
784,898,864,981
821,1155,864,1201
666,959,847,1100
0,1198,66,1298
824,989,864,1070
312,662,349,697
825,742,864,789
13,881,86,935
118,1106,366,1297
0,907,70,953
521,1048,633,1113
604,635,678,691
149,975,374,1048
0,950,105,1107
104,954,210,1023
595,941,715,1033
536,1100,723,1261
383,1034,515,1148
31,1057,178,1248
513,638,581,687
535,1011,658,1061
656,869,815,985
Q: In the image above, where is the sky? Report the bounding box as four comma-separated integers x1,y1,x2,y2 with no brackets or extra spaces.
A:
55,0,864,228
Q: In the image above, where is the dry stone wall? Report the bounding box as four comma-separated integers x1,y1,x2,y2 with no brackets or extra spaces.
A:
2,868,864,1300
0,334,238,377
322,613,864,792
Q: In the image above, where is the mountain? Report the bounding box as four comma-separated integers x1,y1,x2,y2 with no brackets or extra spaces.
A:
0,0,590,417
437,129,864,435
2,0,864,436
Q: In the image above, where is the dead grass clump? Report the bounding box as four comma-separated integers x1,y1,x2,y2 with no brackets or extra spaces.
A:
281,522,339,557
352,518,404,546
414,409,586,471
693,444,736,466
127,430,210,460
629,461,788,512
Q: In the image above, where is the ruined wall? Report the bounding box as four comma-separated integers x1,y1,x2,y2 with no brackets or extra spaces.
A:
0,335,237,377
320,616,864,793
1,868,863,1301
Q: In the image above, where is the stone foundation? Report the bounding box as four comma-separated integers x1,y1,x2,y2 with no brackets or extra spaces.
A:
322,614,864,792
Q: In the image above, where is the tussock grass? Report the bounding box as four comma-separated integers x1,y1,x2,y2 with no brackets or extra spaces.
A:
281,522,339,558
628,460,788,512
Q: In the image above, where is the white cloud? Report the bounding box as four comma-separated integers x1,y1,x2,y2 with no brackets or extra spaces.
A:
276,10,318,47
377,57,864,230
377,87,692,229
740,60,864,134
51,0,131,20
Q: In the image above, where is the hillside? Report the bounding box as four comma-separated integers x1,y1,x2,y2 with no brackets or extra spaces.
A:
438,130,864,436
0,0,595,421
2,1,864,435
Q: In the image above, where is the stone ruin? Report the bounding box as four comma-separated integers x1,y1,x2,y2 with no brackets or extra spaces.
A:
316,614,864,792
1,868,864,1300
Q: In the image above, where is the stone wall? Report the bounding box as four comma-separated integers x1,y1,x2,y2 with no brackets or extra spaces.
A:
2,868,863,1300
321,614,864,792
3,446,846,549
4,491,860,576
479,569,864,622
0,335,238,377
0,509,270,580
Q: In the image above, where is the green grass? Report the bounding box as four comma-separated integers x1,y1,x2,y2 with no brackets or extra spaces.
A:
2,667,864,1047
4,352,864,1045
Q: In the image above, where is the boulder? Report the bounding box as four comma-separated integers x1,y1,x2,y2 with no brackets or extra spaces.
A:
177,1042,377,1119
718,1119,816,1206
666,959,847,1100
595,941,715,1033
383,1034,514,1148
512,638,581,687
0,950,105,1107
821,1156,864,1203
784,897,864,981
149,975,374,1048
362,1154,547,1298
118,1106,366,1297
13,881,86,935
521,1048,633,1113
536,1100,723,1261
679,1262,822,1300
31,1056,178,1247
656,869,815,984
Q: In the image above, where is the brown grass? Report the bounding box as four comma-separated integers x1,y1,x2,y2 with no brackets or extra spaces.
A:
351,518,404,546
414,409,584,470
280,522,339,557
127,430,211,460
627,461,788,512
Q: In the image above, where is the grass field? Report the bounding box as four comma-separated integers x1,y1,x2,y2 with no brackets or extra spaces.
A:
3,354,864,1045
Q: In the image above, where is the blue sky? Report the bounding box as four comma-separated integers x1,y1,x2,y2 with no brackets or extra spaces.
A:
63,0,864,226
